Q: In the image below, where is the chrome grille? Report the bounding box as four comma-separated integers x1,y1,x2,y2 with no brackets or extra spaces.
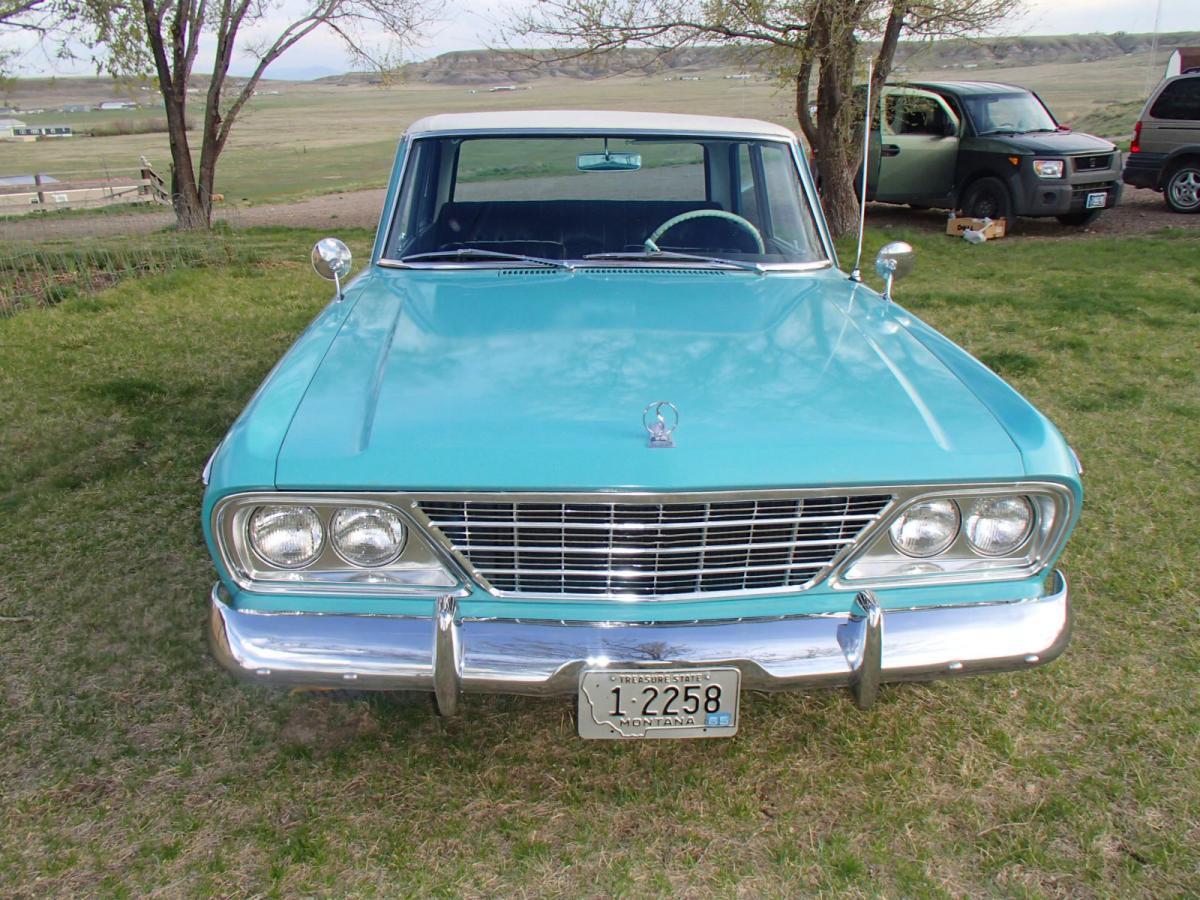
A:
417,493,893,599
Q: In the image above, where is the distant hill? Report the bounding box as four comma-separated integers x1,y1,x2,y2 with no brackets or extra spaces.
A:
318,32,1200,86
6,31,1199,102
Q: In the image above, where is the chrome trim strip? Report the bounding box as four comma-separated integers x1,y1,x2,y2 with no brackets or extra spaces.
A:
474,562,831,578
207,571,1070,701
445,536,855,555
421,514,876,532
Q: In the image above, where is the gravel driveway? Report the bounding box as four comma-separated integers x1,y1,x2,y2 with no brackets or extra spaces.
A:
865,187,1199,238
2,185,1195,243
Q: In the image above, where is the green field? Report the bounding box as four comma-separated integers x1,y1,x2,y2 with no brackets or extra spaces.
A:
1,224,1197,894
0,45,1169,206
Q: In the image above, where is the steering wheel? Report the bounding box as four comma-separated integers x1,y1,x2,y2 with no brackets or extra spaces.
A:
644,210,765,254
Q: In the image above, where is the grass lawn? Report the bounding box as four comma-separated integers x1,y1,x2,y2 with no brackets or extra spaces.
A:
1,225,1197,895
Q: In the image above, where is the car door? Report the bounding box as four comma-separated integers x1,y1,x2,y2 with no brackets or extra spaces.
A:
870,88,961,203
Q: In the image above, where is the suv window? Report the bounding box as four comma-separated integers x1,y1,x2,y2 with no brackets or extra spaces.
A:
1150,77,1200,121
961,92,1057,135
883,94,951,136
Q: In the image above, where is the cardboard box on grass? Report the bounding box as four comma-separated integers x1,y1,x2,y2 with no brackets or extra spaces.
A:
946,216,1007,239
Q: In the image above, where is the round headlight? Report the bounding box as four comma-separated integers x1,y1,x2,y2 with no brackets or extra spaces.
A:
331,506,407,567
964,495,1034,556
889,499,960,558
248,505,324,568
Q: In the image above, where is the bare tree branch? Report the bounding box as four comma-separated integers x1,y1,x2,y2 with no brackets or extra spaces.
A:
49,0,440,228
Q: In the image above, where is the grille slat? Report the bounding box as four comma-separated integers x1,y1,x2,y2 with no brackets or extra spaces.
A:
418,493,892,599
441,537,854,555
419,512,882,530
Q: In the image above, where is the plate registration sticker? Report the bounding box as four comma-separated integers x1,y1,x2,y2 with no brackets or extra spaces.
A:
577,668,740,740
1085,191,1108,209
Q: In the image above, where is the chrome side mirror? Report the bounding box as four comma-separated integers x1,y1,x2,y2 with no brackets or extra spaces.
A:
874,241,914,304
311,237,352,300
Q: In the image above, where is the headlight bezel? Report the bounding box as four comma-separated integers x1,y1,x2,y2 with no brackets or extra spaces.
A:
833,483,1074,590
1032,158,1065,179
212,493,468,596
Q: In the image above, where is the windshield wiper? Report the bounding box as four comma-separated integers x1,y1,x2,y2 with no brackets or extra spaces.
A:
399,248,573,269
583,250,764,273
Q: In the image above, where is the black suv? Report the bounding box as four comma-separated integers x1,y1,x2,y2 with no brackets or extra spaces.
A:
1122,73,1200,213
865,81,1122,226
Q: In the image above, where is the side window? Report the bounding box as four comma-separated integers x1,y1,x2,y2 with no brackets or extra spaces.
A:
1150,78,1200,121
388,139,442,255
735,144,760,222
883,94,950,136
882,94,903,136
760,144,820,249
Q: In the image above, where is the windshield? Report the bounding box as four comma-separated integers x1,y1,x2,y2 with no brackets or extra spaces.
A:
384,135,826,267
962,92,1057,135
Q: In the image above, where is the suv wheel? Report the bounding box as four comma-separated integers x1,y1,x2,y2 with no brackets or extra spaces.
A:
1164,161,1200,213
960,177,1013,222
1056,210,1103,227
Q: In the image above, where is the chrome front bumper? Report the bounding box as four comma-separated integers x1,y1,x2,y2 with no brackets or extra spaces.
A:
208,571,1070,714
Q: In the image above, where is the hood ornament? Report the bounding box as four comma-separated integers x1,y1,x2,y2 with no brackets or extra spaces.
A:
643,401,679,449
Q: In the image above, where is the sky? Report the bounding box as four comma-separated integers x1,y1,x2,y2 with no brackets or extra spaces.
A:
3,0,1197,80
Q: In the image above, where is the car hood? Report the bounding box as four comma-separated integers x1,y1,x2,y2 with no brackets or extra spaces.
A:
274,267,1023,490
996,130,1115,155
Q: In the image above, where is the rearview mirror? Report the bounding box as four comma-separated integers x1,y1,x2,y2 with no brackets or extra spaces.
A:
874,241,914,304
312,237,352,300
577,151,641,172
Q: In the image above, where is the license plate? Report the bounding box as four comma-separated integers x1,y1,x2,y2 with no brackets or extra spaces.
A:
577,667,740,739
1085,191,1108,209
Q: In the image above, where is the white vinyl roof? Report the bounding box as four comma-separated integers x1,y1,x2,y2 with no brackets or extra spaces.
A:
405,109,796,140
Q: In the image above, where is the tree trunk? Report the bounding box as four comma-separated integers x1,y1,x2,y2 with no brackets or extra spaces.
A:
793,1,864,239
794,0,911,240
157,62,210,228
814,136,861,237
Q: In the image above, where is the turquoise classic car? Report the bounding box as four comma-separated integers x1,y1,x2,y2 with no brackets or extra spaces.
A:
203,111,1080,739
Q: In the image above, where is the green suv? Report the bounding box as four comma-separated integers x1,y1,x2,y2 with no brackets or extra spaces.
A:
865,81,1122,226
1122,73,1200,213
